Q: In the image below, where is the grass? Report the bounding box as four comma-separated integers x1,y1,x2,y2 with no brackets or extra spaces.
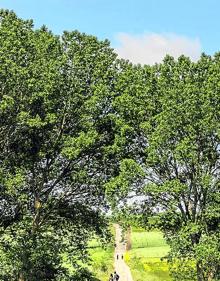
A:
87,228,115,281
62,235,114,280
89,245,114,280
126,228,171,281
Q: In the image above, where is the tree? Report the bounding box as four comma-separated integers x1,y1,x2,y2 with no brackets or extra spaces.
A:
0,10,117,280
107,55,220,280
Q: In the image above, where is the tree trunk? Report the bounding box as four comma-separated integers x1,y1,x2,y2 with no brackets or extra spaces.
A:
207,271,214,281
197,262,204,281
126,225,132,251
18,272,25,281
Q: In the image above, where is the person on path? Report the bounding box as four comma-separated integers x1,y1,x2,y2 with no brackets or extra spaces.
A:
113,271,120,281
109,273,114,281
121,254,123,260
116,254,119,260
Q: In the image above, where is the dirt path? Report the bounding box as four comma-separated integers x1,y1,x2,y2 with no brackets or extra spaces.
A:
113,224,133,281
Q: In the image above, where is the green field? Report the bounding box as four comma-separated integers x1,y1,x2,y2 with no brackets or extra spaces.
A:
61,237,114,280
126,228,171,281
89,245,114,281
87,232,115,281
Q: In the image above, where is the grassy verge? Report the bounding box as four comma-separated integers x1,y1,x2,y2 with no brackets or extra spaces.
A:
89,245,114,281
126,228,171,281
87,227,115,281
62,235,114,280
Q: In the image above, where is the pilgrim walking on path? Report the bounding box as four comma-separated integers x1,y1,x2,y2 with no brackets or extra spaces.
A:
113,224,133,281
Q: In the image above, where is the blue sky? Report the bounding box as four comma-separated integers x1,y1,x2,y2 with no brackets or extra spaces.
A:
0,0,219,64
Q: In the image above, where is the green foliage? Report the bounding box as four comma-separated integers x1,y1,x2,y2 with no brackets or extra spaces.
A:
0,9,117,281
1,8,220,281
169,258,197,281
106,159,144,204
109,54,220,280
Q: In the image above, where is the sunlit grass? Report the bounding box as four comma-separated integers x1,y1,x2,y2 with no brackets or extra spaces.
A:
87,227,115,280
127,229,171,281
89,246,114,281
62,231,114,281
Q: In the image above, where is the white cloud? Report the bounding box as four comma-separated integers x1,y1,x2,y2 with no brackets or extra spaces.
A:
115,32,202,65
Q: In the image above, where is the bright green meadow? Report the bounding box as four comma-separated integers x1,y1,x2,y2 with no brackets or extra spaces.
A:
89,243,114,281
126,228,171,281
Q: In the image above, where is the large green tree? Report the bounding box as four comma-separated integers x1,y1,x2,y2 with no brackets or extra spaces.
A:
0,10,117,281
107,55,220,280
